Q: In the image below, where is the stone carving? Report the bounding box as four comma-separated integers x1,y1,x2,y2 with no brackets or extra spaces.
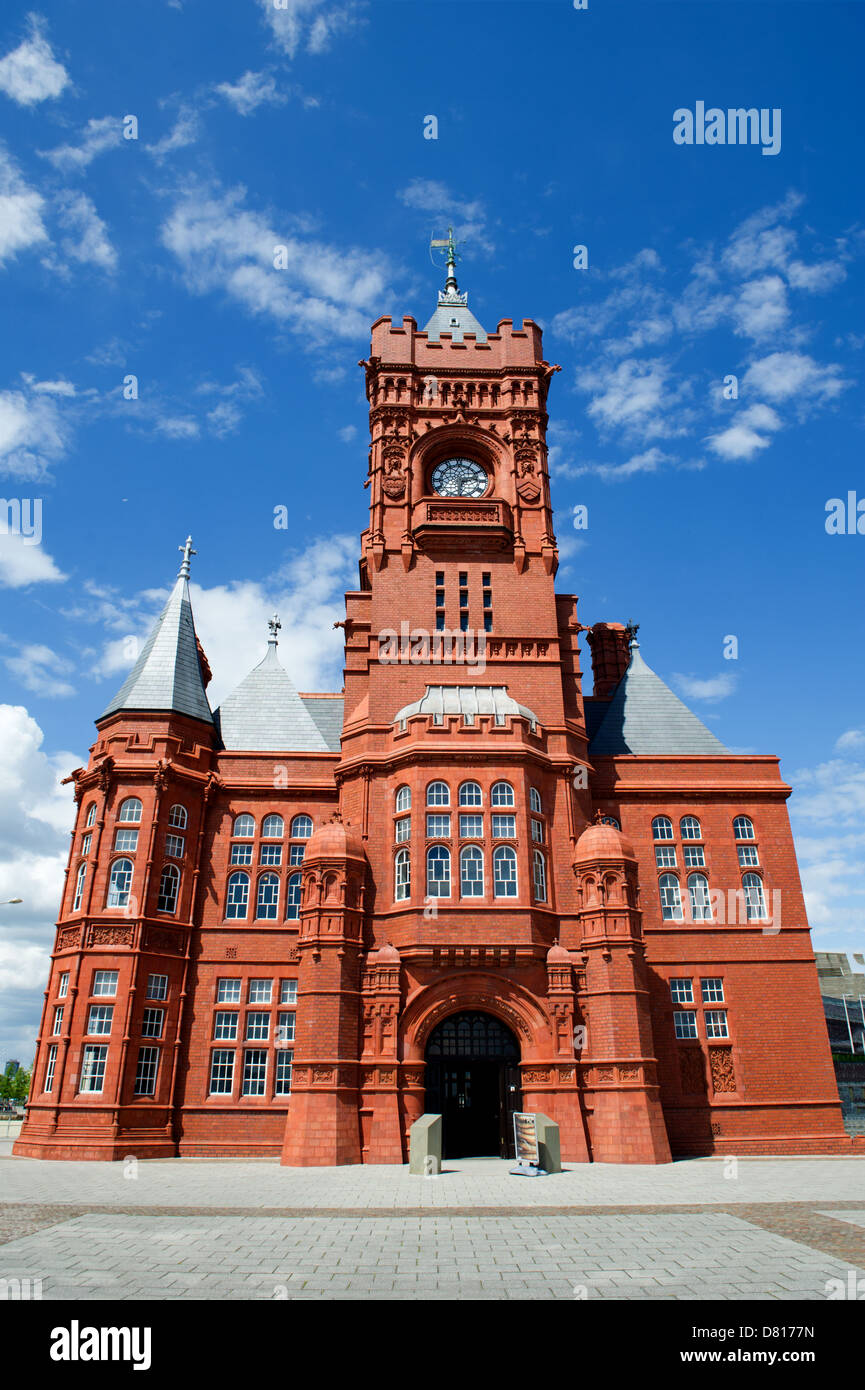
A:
594,1066,615,1083
402,1069,424,1086
56,926,80,951
679,1048,706,1095
313,1067,335,1083
427,504,499,524
522,1069,549,1084
557,1066,576,1083
379,1069,395,1084
709,1047,737,1094
618,1064,640,1081
89,925,133,947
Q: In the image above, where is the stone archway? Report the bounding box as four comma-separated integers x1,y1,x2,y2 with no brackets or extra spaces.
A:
424,1011,522,1158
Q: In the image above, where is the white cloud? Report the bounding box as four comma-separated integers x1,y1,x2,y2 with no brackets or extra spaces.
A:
4,643,75,697
568,446,670,483
577,358,672,436
732,274,789,338
835,730,865,754
0,385,69,478
338,424,357,443
39,115,122,172
398,178,494,253
742,351,849,406
0,144,47,264
259,0,363,59
0,533,66,588
216,70,287,115
0,17,69,106
672,672,737,702
787,258,847,293
29,378,75,396
53,190,117,270
706,402,781,461
154,415,199,440
147,106,200,163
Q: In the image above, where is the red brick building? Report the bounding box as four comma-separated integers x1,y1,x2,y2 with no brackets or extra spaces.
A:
15,257,851,1164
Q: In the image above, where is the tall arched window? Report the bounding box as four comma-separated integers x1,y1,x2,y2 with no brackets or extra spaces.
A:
262,814,284,839
681,816,702,841
652,816,674,841
493,845,518,897
72,862,86,912
742,872,767,919
426,845,451,896
533,850,547,902
460,845,484,897
459,781,482,807
491,781,515,807
426,781,450,807
118,798,142,824
395,848,411,901
233,814,255,838
157,864,180,914
256,872,280,919
107,858,133,907
226,871,250,919
659,873,683,920
168,804,187,829
530,788,542,814
687,872,711,921
395,785,411,813
84,803,97,828
291,814,313,839
285,872,302,920
734,816,755,841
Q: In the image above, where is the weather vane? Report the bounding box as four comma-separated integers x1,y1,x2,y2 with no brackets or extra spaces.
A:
430,226,461,295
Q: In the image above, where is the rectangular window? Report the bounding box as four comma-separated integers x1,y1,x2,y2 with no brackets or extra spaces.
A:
701,978,725,1004
87,1004,114,1036
134,1046,159,1096
459,587,468,608
482,587,492,609
458,571,467,586
81,832,92,857
289,845,305,866
165,834,185,860
531,819,544,843
395,816,411,842
275,1049,293,1096
145,974,168,1001
93,970,119,997
216,979,242,1004
52,1005,64,1035
141,1007,165,1039
246,1011,270,1041
673,1010,698,1040
435,587,445,608
459,613,469,632
213,1011,239,1041
57,971,69,998
655,845,677,868
683,845,705,868
426,813,450,838
114,828,139,853
737,845,759,867
459,814,483,838
242,1049,267,1096
280,979,298,1006
260,843,282,865
436,570,445,585
704,1010,729,1039
492,814,516,839
230,842,253,866
44,1044,57,1093
248,979,273,1005
483,612,493,633
669,979,694,1004
80,1044,108,1092
435,612,445,632
209,1049,235,1095
276,1011,295,1045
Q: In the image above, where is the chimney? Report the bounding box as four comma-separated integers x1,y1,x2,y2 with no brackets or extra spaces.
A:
587,623,630,699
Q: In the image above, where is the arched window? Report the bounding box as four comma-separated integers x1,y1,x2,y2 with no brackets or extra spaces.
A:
459,781,482,807
426,845,451,897
72,862,86,912
491,781,515,807
599,815,620,829
734,816,755,841
107,858,133,908
652,816,673,841
285,872,302,920
395,848,411,901
426,781,450,807
687,873,712,921
256,872,280,920
84,803,97,828
157,864,180,914
681,816,702,841
533,850,547,902
659,873,683,920
168,804,187,830
395,785,411,813
233,814,255,839
530,787,542,814
262,814,284,839
460,845,484,897
742,872,767,919
118,798,142,824
493,845,518,897
226,872,250,920
291,814,313,839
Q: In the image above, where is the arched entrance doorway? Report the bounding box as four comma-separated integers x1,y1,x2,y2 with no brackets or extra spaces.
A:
424,1011,522,1158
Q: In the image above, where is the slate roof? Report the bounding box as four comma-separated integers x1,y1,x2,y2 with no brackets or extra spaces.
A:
215,642,330,752
393,685,539,731
588,643,728,756
99,574,213,725
424,289,488,343
301,696,344,752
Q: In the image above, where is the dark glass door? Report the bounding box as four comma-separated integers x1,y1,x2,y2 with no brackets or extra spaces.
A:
424,1012,522,1158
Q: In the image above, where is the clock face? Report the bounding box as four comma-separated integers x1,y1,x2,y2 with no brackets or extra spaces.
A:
431,457,488,498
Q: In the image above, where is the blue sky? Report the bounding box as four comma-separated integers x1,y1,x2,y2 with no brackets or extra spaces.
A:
0,0,863,1062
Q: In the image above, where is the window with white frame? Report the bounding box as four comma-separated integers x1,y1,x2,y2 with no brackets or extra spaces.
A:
701,978,724,1004
242,1049,267,1096
141,1008,164,1038
659,873,683,921
209,1049,235,1095
81,832,92,857
168,804,187,829
107,858,133,907
213,1011,238,1041
426,845,451,897
491,814,516,839
230,842,253,865
531,819,544,843
493,845,518,897
165,833,185,859
146,974,168,1001
680,816,702,840
115,825,139,851
395,849,410,901
687,873,712,921
44,1044,57,1093
673,1011,698,1040
459,813,483,838
530,787,542,814
72,862,87,911
157,864,180,914
226,871,250,919
58,972,69,998
742,872,767,920
245,1011,270,1041
683,845,705,868
655,845,676,869
280,979,298,1006
733,815,755,840
276,1012,295,1046
288,844,305,866
460,845,484,897
262,814,284,839
275,1050,293,1095
117,798,142,823
737,845,759,867
395,817,411,842
395,785,411,813
491,781,515,807
134,1047,159,1096
216,979,241,1003
532,850,547,902
426,813,450,838
52,1006,63,1035
459,781,482,807
285,872,302,919
233,814,255,838
80,1044,108,1092
652,816,674,841
426,781,450,807
704,1010,729,1039
93,970,119,997
669,978,694,1004
260,842,282,865
290,814,313,839
248,980,272,1004
85,802,97,828
87,1004,113,1035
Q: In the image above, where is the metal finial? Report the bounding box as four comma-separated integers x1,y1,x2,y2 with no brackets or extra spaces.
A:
430,226,460,294
624,620,640,646
268,613,281,644
178,535,196,578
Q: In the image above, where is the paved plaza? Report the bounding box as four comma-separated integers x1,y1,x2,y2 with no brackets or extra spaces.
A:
2,1145,864,1300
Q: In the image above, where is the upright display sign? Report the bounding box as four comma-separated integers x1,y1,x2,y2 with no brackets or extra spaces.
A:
510,1112,546,1175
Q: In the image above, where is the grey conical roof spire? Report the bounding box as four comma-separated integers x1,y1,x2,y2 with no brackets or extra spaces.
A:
424,225,487,343
215,615,330,752
99,536,214,725
589,641,728,756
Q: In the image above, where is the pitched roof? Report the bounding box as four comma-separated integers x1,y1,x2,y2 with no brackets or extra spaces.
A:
99,573,213,725
393,685,539,730
215,641,330,752
588,643,728,756
301,696,344,752
424,289,488,343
